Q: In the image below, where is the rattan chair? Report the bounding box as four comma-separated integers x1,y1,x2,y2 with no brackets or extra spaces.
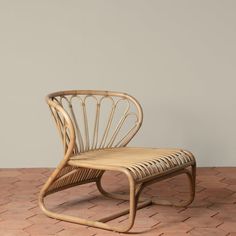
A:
39,90,196,233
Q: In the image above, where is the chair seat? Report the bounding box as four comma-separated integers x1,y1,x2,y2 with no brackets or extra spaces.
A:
68,147,195,181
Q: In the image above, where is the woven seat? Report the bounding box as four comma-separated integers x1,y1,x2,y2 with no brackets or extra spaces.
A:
69,147,195,181
39,90,196,233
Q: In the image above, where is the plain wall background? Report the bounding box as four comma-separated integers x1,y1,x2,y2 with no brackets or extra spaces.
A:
0,0,236,167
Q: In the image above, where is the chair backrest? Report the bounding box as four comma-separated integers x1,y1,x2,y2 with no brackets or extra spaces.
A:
46,90,143,159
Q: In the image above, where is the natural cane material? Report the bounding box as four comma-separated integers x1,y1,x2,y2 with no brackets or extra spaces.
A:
39,90,196,233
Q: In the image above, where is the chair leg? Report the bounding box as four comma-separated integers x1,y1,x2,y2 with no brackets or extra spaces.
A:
96,177,152,223
151,164,196,207
38,170,142,233
96,175,150,202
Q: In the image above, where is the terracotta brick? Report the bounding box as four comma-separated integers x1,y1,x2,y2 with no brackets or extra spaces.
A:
0,198,11,206
179,207,218,218
0,219,32,230
153,222,193,234
24,223,64,235
189,198,213,208
0,170,21,178
196,167,219,176
208,202,236,214
199,181,228,189
27,213,59,224
57,228,95,236
189,227,226,236
160,233,189,236
225,184,236,192
221,178,236,185
0,229,30,236
207,193,236,204
204,188,233,198
0,210,35,220
0,177,19,184
184,216,223,228
217,167,236,174
4,201,36,211
218,222,236,232
132,215,158,229
151,212,188,224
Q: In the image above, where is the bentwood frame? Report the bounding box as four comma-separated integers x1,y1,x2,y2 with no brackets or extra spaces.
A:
39,90,196,233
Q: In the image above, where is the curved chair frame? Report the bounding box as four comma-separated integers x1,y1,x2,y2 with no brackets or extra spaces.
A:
39,90,196,233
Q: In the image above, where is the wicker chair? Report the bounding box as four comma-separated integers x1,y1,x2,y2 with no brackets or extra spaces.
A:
39,90,196,233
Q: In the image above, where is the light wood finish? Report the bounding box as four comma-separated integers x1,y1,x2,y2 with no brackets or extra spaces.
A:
39,90,196,233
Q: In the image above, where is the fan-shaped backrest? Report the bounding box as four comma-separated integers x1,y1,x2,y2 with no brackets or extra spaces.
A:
46,90,143,158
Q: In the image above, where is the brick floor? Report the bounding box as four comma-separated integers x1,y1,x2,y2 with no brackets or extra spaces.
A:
0,167,235,235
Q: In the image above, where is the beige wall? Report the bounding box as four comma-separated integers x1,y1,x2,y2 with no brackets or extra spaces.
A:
0,0,236,167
